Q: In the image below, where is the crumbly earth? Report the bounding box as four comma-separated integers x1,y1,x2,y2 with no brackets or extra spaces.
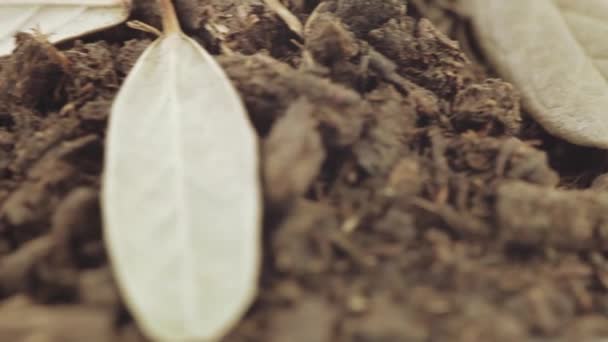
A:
1,0,608,341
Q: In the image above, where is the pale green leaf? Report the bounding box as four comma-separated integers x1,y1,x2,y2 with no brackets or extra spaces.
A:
469,0,608,148
0,0,130,57
102,25,261,342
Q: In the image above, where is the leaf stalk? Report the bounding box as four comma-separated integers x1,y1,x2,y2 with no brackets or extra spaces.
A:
158,0,181,34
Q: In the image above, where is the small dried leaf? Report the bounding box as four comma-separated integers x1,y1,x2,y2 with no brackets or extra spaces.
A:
102,2,261,341
0,0,131,57
469,0,608,148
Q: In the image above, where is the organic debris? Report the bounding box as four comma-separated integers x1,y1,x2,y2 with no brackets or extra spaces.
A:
0,0,606,341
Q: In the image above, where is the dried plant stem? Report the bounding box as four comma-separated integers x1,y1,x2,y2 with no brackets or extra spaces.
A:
127,20,162,37
264,0,303,37
158,0,181,34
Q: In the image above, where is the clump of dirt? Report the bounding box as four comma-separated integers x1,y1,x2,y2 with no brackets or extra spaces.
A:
0,0,607,341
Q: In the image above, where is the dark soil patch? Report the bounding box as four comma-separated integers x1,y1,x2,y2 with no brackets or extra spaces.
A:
1,0,608,341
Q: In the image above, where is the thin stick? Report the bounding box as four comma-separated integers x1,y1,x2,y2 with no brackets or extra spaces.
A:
263,0,303,37
127,20,162,37
158,0,181,34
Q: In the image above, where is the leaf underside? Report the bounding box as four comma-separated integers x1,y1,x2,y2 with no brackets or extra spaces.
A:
102,32,261,341
0,2,129,57
470,0,608,148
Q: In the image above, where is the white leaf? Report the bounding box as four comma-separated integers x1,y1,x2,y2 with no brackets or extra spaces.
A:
469,0,608,148
102,14,261,342
0,0,131,57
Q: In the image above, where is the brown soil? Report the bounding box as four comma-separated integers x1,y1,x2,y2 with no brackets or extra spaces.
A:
1,0,608,341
